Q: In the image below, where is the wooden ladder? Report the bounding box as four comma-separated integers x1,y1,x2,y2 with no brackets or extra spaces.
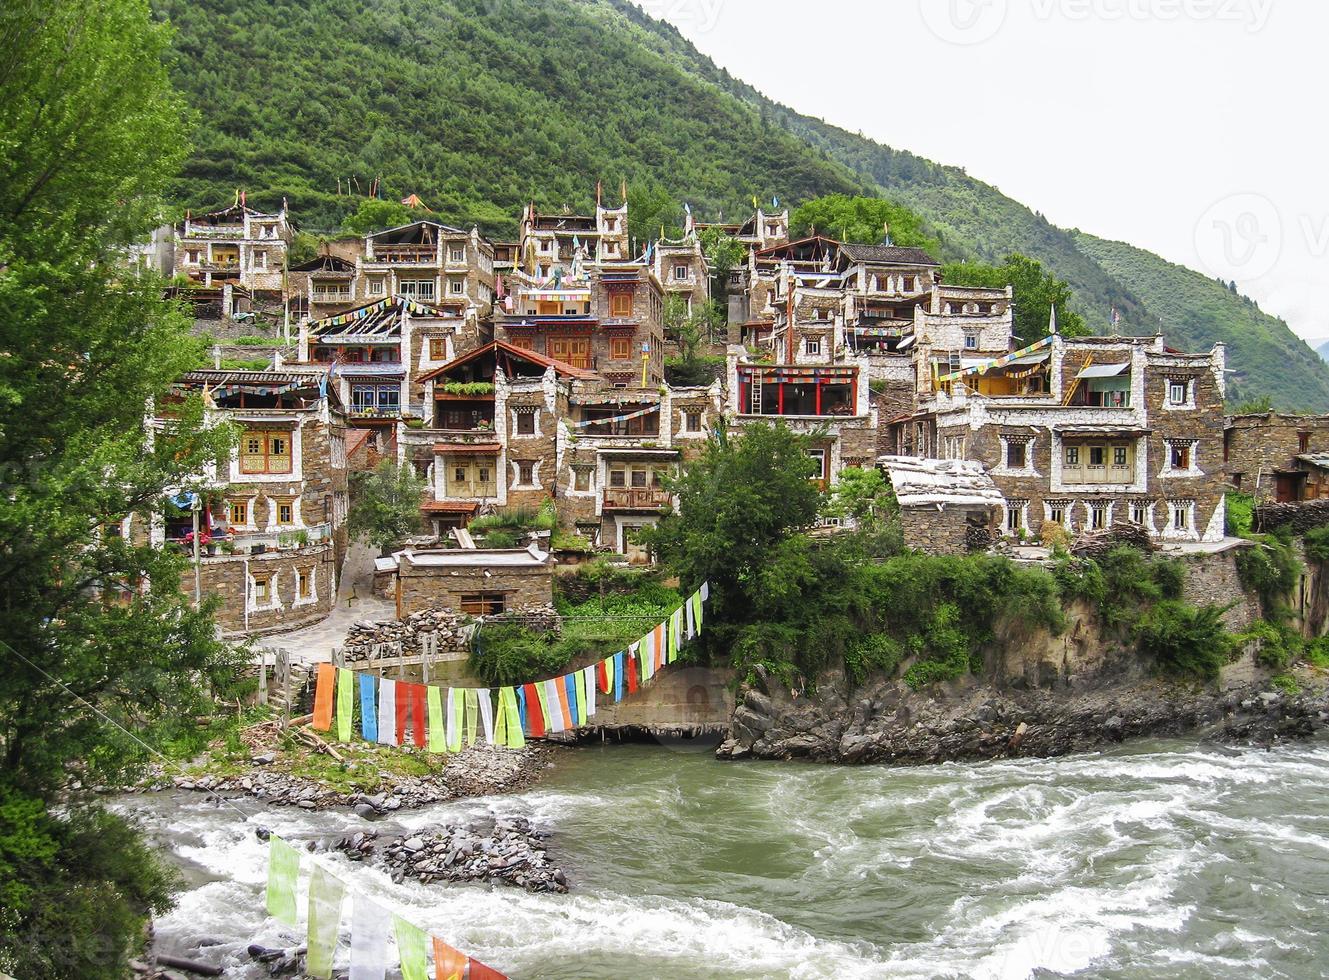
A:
1063,355,1094,406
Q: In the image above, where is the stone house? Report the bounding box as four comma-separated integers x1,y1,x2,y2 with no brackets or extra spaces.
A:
895,334,1229,543
172,202,292,323
154,369,349,635
518,195,629,272
654,232,711,319
382,545,555,619
358,221,496,314
877,456,1003,554
1223,412,1329,502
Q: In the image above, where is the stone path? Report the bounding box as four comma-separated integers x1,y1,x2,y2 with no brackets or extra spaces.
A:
258,539,395,665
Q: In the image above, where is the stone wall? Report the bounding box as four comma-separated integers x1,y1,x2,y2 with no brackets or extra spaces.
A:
1178,542,1259,631
1225,414,1329,499
901,504,994,556
197,544,337,636
395,560,553,618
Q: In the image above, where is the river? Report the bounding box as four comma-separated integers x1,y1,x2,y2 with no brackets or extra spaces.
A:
131,736,1329,979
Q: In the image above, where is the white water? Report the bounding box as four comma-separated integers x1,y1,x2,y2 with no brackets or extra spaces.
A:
127,737,1329,979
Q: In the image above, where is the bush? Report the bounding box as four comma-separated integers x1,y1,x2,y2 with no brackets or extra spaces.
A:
844,633,904,685
550,530,592,553
1304,525,1329,565
1272,674,1301,696
1239,619,1304,670
903,602,974,689
1226,492,1255,537
1306,636,1329,669
1235,533,1300,616
1136,601,1236,680
1055,546,1184,630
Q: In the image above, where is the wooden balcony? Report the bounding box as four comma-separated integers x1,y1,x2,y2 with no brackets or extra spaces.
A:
368,245,438,265
602,487,672,511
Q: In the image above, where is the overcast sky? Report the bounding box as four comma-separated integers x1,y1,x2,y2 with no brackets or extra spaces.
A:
638,0,1326,343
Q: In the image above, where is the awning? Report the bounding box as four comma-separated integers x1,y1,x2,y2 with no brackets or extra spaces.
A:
421,501,480,514
1077,362,1130,379
1005,352,1050,368
434,443,501,454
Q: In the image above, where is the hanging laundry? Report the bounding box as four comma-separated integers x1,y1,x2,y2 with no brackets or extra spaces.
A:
477,688,495,745
432,937,469,980
336,668,355,743
359,674,378,742
376,678,397,746
265,835,300,926
306,864,346,979
393,916,430,980
349,896,390,980
426,686,446,754
312,663,335,732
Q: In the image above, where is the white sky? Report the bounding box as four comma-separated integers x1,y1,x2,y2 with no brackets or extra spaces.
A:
638,0,1326,343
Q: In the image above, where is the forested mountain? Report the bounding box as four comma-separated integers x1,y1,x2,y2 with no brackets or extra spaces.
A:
155,0,1328,409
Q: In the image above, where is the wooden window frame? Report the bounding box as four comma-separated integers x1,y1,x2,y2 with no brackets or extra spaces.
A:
429,338,449,360
610,290,633,318
240,430,293,475
460,592,505,616
610,336,633,360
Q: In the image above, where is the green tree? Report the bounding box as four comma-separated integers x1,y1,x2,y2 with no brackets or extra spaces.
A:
348,461,427,552
340,197,421,236
0,1,241,975
791,194,938,251
698,226,745,302
626,181,679,250
644,422,821,657
943,254,1091,341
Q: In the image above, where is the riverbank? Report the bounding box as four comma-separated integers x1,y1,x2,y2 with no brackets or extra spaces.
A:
137,718,555,814
719,663,1329,764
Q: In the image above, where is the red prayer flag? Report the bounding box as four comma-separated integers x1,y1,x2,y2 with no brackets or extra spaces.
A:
627,654,639,694
597,659,610,694
395,684,411,745
469,959,508,980
312,663,335,732
409,683,427,748
523,682,545,737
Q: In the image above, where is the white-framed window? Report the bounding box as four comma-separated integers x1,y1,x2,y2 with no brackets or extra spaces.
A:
964,330,979,350
684,409,703,433
186,249,200,264
399,279,436,300
254,250,268,270
572,466,594,493
513,407,538,436
808,449,827,483
450,247,465,262
368,277,386,296
514,460,536,487
673,264,689,281
1165,377,1195,409
1002,436,1034,473
1046,500,1070,528
293,566,317,606
250,572,279,610
1090,501,1110,531
1164,439,1199,474
449,279,464,295
1130,501,1151,527
1170,499,1194,532
1006,500,1028,534
805,337,822,356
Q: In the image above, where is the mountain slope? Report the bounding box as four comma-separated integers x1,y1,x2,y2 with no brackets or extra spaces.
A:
156,0,1329,409
1072,232,1329,410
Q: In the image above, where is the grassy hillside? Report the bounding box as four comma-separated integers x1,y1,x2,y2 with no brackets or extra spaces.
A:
1073,232,1329,411
156,0,1329,408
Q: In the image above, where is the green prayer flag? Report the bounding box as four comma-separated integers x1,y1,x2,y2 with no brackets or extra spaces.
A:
448,688,464,752
574,669,586,726
668,610,679,662
693,591,704,633
464,689,479,747
502,687,525,748
393,915,430,980
534,681,550,731
336,668,354,743
266,835,300,926
427,685,446,754
306,864,346,979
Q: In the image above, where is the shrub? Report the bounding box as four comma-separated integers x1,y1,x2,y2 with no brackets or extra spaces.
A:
1055,546,1184,631
1226,492,1255,537
1272,674,1301,696
1239,619,1304,670
1136,601,1236,680
903,603,975,689
1235,533,1300,616
844,633,904,685
1304,525,1329,565
480,529,520,549
550,530,592,553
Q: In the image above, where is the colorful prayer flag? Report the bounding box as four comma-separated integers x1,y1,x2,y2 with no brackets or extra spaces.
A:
336,668,354,743
393,916,430,980
265,835,300,926
427,686,446,754
359,674,378,742
468,959,507,980
409,684,427,749
312,663,335,732
447,688,465,752
464,688,479,747
523,682,544,737
433,937,468,980
582,665,597,717
306,864,346,979
350,896,390,980
376,678,397,746
478,688,495,745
